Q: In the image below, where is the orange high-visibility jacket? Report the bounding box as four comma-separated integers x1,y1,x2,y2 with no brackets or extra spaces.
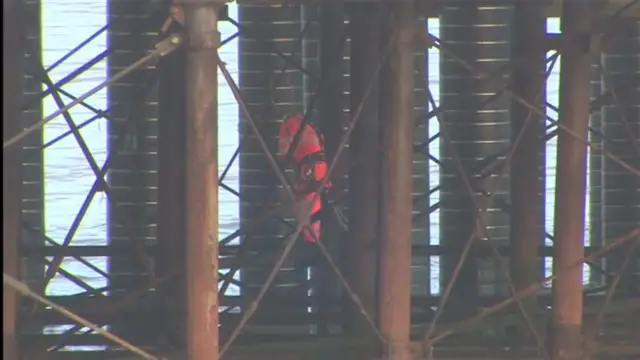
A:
278,113,331,243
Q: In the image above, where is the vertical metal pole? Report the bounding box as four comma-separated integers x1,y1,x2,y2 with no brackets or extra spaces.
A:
378,3,414,360
157,18,187,343
318,3,346,336
510,3,546,322
551,3,592,359
347,2,381,339
3,1,24,358
184,2,221,359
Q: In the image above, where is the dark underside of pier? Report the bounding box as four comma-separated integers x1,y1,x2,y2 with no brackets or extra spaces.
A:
3,0,640,360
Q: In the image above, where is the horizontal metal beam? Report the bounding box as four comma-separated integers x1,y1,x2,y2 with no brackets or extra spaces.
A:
20,319,640,357
20,243,608,259
18,344,640,360
38,292,640,313
234,0,640,18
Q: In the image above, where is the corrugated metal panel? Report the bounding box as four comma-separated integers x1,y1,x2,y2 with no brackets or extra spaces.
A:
588,58,604,286
412,21,431,298
107,0,159,292
156,33,187,341
301,6,350,117
602,20,640,293
346,5,381,336
301,6,319,109
439,5,513,317
317,5,348,335
300,5,339,335
22,0,45,287
303,4,349,200
237,5,309,327
508,6,547,312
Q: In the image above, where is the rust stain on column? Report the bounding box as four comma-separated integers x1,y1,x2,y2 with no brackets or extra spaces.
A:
551,3,592,360
3,1,24,358
509,3,547,322
378,3,414,360
347,2,382,339
184,2,221,359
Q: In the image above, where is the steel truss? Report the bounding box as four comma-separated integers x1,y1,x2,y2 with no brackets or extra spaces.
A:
3,0,640,360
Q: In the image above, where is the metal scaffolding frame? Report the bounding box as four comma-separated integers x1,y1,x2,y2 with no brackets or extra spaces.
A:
3,0,639,360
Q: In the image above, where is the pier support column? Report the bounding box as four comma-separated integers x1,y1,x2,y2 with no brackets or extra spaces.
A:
551,3,592,360
3,1,25,358
347,2,381,340
183,2,221,359
602,20,640,295
510,3,546,324
378,3,414,360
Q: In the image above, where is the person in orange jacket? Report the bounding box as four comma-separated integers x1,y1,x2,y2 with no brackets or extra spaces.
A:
278,113,331,243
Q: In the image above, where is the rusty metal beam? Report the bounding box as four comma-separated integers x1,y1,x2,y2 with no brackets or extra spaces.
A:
550,3,593,359
37,291,640,314
3,0,24,358
4,274,158,360
378,3,414,360
3,35,179,150
347,2,382,340
509,2,547,327
21,242,614,259
183,1,223,359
